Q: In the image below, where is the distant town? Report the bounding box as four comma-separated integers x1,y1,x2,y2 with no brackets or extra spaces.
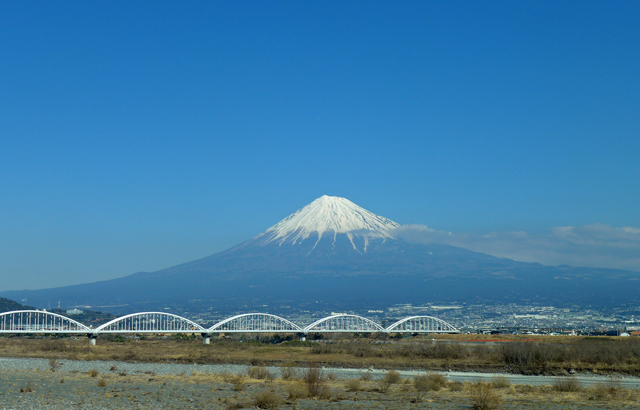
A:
92,301,639,337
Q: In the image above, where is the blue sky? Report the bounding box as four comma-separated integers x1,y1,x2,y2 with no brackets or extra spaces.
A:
1,1,639,290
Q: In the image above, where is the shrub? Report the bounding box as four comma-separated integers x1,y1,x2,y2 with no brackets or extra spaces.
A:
448,381,464,391
416,372,447,391
606,375,622,391
48,357,61,372
589,382,611,401
286,383,308,400
413,372,447,401
279,363,297,380
97,379,107,388
470,382,502,410
302,366,326,397
254,390,283,409
327,372,337,381
552,376,582,392
248,366,273,380
490,375,511,389
378,370,402,393
360,371,373,381
88,369,99,378
346,378,363,392
230,375,246,392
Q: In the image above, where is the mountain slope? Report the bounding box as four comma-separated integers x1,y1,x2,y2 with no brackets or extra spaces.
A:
0,297,34,313
2,196,639,313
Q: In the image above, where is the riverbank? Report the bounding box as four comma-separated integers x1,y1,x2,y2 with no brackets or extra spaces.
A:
1,358,639,410
2,334,640,376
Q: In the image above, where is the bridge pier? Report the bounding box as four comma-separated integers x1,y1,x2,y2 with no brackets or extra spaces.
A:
88,333,98,346
202,333,211,345
298,333,307,342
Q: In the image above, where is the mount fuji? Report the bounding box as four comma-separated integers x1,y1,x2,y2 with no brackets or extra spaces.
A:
2,196,639,313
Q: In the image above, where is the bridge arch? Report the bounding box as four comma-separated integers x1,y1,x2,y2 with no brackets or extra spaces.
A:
0,310,91,333
385,316,458,333
304,314,385,333
96,312,205,333
209,313,302,333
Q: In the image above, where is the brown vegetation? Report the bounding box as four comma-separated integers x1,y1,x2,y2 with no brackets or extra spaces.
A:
413,372,447,401
470,382,502,410
247,366,273,380
552,376,582,392
1,334,640,375
301,366,327,397
253,390,283,409
2,364,640,409
378,369,402,392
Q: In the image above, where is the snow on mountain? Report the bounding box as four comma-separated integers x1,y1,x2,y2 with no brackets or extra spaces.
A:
253,195,400,248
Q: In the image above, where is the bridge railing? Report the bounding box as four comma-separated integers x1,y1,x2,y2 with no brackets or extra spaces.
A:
0,310,91,333
385,315,459,333
209,313,303,333
96,312,205,333
0,310,459,342
304,314,386,333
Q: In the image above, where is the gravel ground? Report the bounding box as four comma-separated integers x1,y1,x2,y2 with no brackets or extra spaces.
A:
2,357,639,388
2,358,640,410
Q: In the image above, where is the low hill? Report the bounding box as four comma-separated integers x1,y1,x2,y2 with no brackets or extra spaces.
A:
0,297,34,313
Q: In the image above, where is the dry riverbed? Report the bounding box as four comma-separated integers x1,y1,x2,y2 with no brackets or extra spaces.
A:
1,360,639,409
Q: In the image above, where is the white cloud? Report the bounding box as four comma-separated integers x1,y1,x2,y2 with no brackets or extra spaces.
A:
391,223,640,272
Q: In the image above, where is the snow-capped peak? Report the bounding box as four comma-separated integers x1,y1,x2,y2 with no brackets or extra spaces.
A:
255,195,400,246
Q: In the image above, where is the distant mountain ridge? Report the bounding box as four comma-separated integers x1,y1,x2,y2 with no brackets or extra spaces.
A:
2,196,639,313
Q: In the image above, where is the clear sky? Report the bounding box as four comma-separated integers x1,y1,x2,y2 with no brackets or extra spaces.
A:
1,1,639,290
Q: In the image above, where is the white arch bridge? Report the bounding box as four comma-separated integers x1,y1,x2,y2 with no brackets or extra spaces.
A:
0,310,458,344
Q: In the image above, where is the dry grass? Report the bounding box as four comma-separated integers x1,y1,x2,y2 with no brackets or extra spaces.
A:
285,383,308,400
345,378,363,392
1,335,640,376
552,376,582,392
470,381,502,410
489,375,510,389
48,357,61,372
360,370,373,381
301,366,325,397
3,364,640,410
378,370,402,393
254,390,283,409
248,366,273,380
278,362,298,380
